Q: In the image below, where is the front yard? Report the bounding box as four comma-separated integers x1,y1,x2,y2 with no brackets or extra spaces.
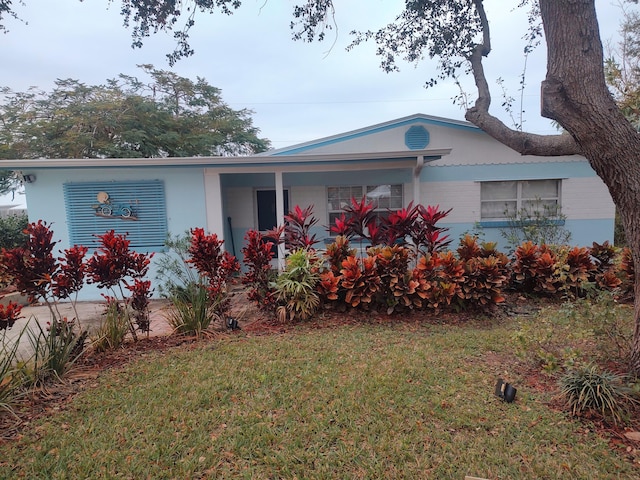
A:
1,302,638,479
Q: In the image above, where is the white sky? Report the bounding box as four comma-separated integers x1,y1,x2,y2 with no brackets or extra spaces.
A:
0,0,627,208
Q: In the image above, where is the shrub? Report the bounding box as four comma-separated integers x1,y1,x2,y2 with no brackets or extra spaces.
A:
1,220,58,303
0,212,28,250
510,242,569,295
589,241,618,275
166,282,219,337
1,222,88,376
25,317,86,385
410,204,452,255
0,301,22,332
187,227,239,317
86,230,154,338
155,232,197,299
462,256,507,310
560,365,636,425
323,235,356,275
0,305,26,416
559,246,596,297
456,235,508,311
241,229,277,311
340,255,380,309
415,251,465,310
317,269,340,304
619,247,635,297
92,296,130,352
513,303,592,372
283,205,320,250
500,199,571,251
274,249,321,321
569,292,633,362
457,234,482,261
371,244,416,314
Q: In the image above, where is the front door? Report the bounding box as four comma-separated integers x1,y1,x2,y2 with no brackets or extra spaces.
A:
256,189,289,256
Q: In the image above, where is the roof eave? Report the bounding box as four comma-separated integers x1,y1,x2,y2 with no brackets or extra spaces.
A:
0,148,452,169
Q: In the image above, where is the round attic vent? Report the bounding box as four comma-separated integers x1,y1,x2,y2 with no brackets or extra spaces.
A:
405,125,430,150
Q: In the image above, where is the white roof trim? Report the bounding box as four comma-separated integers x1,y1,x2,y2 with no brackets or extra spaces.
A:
0,148,452,169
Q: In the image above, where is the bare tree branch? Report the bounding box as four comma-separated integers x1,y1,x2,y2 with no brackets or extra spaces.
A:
464,0,581,157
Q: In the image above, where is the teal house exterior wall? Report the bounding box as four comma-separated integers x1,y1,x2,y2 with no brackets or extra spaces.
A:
2,113,617,300
23,167,208,300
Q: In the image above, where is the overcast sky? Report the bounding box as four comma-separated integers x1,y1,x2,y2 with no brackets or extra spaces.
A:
0,0,626,207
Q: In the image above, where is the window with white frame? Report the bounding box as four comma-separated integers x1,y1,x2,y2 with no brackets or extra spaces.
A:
480,179,561,220
327,184,403,233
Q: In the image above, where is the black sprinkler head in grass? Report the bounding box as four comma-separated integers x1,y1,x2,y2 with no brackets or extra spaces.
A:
227,317,240,330
494,378,517,403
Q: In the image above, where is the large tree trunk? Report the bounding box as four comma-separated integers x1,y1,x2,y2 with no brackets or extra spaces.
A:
465,0,640,373
538,0,640,373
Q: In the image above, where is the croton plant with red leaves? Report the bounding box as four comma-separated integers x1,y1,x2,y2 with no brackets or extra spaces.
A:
86,230,154,333
187,228,240,314
0,301,23,331
1,220,58,302
52,245,89,300
241,229,277,312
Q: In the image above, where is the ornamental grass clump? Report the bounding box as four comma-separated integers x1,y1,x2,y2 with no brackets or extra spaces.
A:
25,317,87,385
166,281,218,337
559,365,637,425
92,297,130,353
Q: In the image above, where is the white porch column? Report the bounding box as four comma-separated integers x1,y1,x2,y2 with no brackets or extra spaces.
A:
204,171,225,244
275,170,286,271
413,155,424,206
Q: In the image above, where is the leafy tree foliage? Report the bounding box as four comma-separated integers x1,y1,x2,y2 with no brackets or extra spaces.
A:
0,211,27,250
0,65,269,159
606,4,640,129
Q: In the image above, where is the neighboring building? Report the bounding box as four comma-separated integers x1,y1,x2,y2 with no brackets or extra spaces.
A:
0,204,26,218
0,114,615,299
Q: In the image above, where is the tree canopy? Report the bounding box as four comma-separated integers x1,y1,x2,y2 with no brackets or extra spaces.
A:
606,4,640,129
0,65,270,160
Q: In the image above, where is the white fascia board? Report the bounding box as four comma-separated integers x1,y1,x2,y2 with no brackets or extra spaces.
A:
0,148,452,170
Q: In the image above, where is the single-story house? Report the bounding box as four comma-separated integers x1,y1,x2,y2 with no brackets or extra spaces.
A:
0,203,26,218
0,113,615,300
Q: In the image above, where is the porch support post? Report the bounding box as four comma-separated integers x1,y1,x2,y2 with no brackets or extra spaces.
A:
275,170,286,271
204,171,225,245
413,155,424,206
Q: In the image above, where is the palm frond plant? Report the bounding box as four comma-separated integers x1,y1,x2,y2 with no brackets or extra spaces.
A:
273,249,321,322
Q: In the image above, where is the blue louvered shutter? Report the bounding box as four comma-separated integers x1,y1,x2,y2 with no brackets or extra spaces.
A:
63,180,167,252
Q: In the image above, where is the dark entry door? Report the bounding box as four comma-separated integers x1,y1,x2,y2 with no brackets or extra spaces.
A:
256,190,289,256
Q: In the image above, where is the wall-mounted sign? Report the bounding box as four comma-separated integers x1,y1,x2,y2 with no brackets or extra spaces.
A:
92,191,138,220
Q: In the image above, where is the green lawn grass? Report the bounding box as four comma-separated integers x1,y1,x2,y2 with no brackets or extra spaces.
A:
0,316,637,479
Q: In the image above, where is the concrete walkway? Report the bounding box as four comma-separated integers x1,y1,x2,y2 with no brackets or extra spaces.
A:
1,300,173,361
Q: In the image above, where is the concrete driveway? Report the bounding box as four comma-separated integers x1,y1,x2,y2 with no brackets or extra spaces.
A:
1,300,173,361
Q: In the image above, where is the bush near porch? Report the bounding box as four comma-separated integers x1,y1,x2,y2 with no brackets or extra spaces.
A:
241,200,634,320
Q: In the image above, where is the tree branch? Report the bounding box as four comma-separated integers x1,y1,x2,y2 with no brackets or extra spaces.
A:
464,0,582,157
